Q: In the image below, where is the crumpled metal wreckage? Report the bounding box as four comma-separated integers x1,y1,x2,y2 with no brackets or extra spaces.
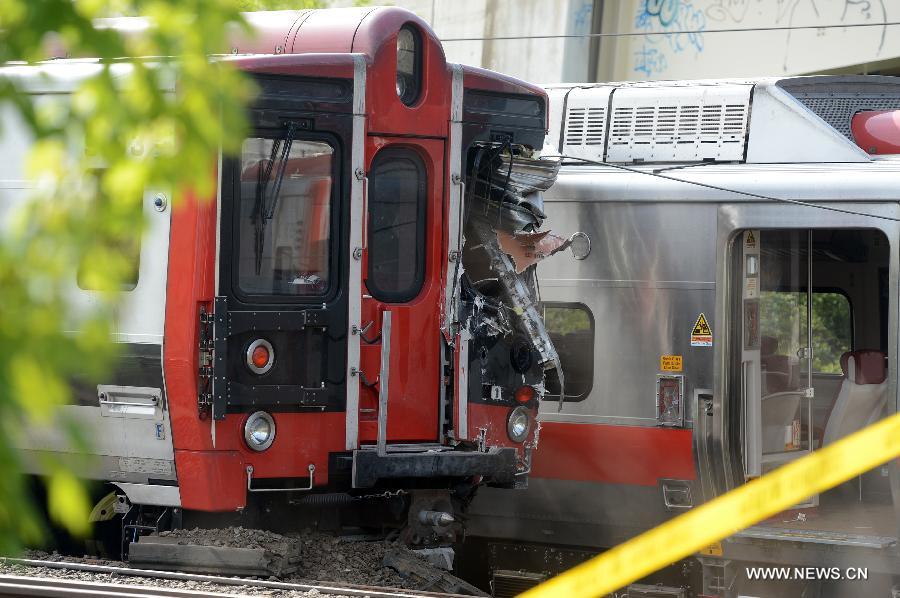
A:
457,143,572,413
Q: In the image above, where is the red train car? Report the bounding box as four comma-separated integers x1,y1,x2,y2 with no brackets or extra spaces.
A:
10,7,566,542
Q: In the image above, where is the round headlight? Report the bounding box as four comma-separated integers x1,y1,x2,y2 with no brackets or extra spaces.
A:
244,411,275,451
507,406,531,443
246,338,274,375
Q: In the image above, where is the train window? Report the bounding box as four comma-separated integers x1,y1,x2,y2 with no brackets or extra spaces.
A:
235,137,333,297
396,25,421,106
542,302,594,402
77,237,141,291
760,290,852,375
367,148,426,302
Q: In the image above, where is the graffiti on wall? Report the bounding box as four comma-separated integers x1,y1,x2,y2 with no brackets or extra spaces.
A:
631,0,890,78
633,0,707,77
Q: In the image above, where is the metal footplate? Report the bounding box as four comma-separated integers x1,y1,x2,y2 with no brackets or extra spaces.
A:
735,526,897,549
351,447,517,488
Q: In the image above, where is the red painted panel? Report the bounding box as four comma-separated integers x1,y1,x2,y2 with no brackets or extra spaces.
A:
208,412,344,480
359,138,445,443
227,53,357,79
461,64,548,99
175,450,246,511
531,422,696,487
468,403,535,461
354,9,450,138
165,191,216,453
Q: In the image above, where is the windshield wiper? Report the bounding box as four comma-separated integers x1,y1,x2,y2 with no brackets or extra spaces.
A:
252,121,298,275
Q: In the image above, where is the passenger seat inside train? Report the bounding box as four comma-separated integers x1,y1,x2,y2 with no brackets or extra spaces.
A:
818,350,888,447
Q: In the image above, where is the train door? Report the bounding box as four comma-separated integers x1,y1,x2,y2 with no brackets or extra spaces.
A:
213,85,351,423
736,230,816,500
729,227,896,529
357,139,444,444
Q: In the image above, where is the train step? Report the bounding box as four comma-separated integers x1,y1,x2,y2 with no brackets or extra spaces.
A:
735,526,897,548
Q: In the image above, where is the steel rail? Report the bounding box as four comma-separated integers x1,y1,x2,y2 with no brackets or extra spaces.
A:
0,574,228,597
0,558,462,598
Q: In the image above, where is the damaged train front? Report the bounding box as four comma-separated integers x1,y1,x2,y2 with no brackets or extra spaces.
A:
444,73,578,488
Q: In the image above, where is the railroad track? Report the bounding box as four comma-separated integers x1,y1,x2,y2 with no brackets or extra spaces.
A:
0,558,464,598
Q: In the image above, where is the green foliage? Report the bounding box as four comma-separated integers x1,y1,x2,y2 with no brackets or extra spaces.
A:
0,0,253,552
544,305,590,336
235,0,322,9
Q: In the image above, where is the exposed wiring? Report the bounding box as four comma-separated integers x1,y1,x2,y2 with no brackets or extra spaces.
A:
557,155,900,223
440,21,900,43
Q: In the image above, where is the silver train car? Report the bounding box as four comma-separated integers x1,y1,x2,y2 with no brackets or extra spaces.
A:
461,76,900,597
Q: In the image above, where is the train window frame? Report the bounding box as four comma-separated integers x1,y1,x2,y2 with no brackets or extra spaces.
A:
77,177,141,292
541,301,595,402
366,147,427,303
228,131,341,305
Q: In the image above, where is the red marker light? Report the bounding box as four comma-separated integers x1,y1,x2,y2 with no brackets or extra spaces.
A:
514,385,536,404
251,345,270,369
246,339,274,374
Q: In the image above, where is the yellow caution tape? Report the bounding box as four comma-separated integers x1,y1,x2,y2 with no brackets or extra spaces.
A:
521,411,900,598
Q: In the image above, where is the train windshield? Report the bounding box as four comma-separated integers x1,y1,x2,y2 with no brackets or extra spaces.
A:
236,136,334,297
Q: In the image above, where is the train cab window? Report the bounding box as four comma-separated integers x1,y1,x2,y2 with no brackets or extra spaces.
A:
235,137,333,297
367,148,426,302
542,302,594,401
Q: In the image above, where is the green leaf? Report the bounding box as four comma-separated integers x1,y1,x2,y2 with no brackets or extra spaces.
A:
47,469,91,537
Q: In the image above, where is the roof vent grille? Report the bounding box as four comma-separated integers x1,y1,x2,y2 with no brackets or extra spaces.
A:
564,105,606,147
605,85,751,162
564,107,586,146
584,107,606,145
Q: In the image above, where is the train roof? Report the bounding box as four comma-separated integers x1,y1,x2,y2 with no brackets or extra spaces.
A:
546,157,900,205
6,8,545,104
544,76,900,165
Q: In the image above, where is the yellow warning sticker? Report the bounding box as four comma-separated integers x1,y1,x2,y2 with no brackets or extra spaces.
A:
690,313,712,347
699,542,722,556
745,229,757,249
521,412,900,598
660,355,683,372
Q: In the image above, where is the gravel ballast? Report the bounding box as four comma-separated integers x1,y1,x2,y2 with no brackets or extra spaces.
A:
4,527,486,596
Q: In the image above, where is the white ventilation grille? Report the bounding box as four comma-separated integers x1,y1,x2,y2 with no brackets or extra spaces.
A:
547,78,880,165
558,86,613,161
564,107,586,145
606,85,751,162
564,106,606,146
556,84,752,163
585,108,605,145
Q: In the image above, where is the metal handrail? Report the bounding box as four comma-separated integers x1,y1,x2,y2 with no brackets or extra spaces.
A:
246,463,314,493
